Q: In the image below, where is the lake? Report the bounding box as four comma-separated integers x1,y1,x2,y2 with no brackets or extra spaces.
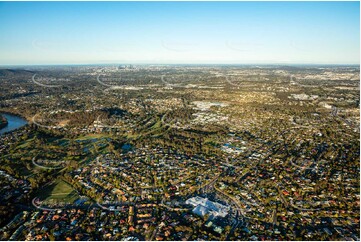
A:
0,113,28,135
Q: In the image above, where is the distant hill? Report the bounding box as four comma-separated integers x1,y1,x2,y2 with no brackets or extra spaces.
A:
0,69,35,77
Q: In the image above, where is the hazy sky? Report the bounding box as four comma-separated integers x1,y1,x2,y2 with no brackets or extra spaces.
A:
0,1,359,65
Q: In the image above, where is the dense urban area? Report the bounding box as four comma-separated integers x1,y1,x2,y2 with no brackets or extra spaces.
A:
0,65,359,241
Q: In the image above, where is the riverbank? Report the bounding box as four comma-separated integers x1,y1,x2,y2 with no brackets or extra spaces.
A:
0,113,28,135
0,110,29,122
0,115,8,130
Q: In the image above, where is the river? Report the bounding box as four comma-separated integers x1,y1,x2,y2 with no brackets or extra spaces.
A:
0,113,28,135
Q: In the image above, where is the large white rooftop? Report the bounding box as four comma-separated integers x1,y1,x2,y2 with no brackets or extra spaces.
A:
186,196,230,218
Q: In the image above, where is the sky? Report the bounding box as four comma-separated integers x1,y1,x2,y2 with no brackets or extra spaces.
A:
0,1,359,65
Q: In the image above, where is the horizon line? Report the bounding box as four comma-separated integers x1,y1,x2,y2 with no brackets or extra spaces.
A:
0,63,360,67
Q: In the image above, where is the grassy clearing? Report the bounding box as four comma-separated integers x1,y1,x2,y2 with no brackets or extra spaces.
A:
38,179,79,203
15,137,35,149
151,119,162,130
76,133,111,141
